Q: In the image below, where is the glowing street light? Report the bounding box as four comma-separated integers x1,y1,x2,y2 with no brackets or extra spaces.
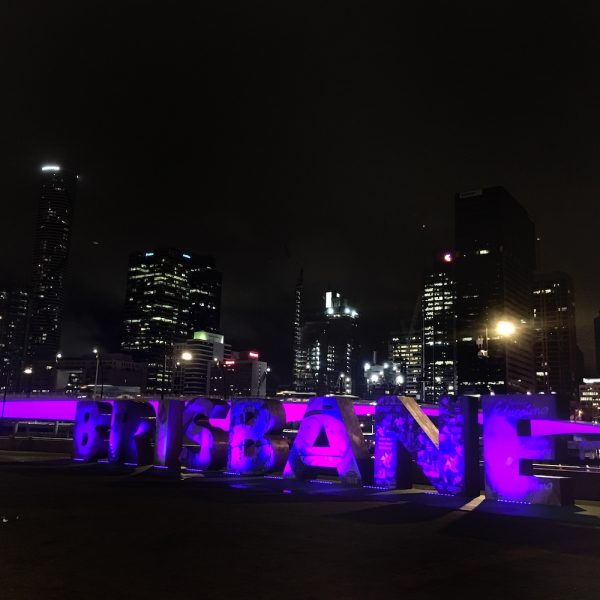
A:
93,348,100,398
496,320,516,337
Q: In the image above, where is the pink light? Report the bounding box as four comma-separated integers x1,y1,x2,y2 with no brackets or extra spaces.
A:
443,252,453,263
224,360,235,366
248,352,259,359
0,398,483,427
529,420,600,437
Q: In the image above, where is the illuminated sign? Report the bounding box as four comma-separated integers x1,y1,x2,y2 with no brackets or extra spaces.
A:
68,395,600,506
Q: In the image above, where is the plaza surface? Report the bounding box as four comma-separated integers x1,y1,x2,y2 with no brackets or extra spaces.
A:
2,451,600,599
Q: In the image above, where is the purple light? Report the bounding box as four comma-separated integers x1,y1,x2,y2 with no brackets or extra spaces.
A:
283,397,370,486
530,420,600,437
482,395,572,506
374,396,478,496
2,398,477,427
228,399,289,475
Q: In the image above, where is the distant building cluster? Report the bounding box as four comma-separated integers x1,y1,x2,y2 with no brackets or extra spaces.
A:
0,165,267,398
1,169,599,415
292,186,586,418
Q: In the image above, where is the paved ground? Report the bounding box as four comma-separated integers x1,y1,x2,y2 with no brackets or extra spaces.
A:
2,451,600,599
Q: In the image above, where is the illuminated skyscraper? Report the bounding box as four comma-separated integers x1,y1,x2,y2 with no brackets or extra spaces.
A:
292,268,304,389
25,165,76,392
121,249,222,393
389,331,422,399
422,255,457,402
297,291,358,395
0,286,29,392
455,187,535,395
533,272,579,402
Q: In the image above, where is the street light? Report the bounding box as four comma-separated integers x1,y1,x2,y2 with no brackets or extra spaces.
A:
23,367,33,398
178,351,193,394
496,320,516,337
93,348,99,398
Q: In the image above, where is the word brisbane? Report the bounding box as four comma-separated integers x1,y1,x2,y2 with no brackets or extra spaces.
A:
73,394,596,507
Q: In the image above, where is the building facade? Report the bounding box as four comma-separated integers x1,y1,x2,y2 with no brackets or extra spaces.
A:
422,256,457,402
533,272,579,402
389,332,422,399
210,351,268,397
174,330,229,396
580,378,600,421
292,269,304,390
594,312,600,376
121,249,222,393
25,165,76,392
455,187,536,396
296,291,358,395
0,286,29,392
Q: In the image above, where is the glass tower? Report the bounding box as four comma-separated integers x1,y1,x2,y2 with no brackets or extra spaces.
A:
25,165,76,391
121,249,222,393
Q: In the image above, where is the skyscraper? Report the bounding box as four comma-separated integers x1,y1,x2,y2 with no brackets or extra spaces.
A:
533,272,579,402
25,165,76,391
389,332,422,399
121,249,222,393
422,254,457,402
455,187,536,396
296,291,358,395
188,258,222,335
292,268,304,389
0,286,29,392
594,312,600,376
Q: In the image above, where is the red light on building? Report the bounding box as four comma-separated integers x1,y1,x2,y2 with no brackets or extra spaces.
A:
248,351,259,359
224,360,235,366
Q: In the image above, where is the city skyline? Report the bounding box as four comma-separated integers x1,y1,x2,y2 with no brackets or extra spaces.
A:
2,164,600,390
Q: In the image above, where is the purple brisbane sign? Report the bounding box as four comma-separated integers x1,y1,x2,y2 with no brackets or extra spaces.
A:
66,394,600,506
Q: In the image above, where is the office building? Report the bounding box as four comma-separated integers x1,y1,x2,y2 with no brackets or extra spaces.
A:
455,187,536,396
595,312,600,376
292,269,304,389
189,258,222,335
174,330,229,396
389,332,422,399
25,165,76,391
210,350,269,397
296,291,358,395
422,255,457,402
580,378,600,421
0,286,29,392
121,249,222,392
533,272,579,402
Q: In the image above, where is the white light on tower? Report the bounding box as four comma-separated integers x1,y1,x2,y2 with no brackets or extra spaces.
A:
41,165,61,171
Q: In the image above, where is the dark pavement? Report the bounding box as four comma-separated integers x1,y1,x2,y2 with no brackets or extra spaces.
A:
1,452,600,599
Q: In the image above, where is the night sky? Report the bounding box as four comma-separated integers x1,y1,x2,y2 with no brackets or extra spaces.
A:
2,2,600,385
